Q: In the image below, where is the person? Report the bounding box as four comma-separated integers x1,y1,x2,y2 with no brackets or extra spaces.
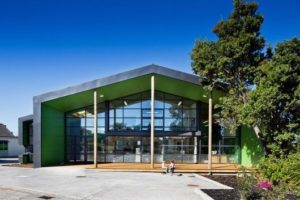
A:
161,161,168,174
169,160,175,175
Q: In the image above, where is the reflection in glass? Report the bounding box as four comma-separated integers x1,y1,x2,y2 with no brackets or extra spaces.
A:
124,109,141,118
65,91,206,163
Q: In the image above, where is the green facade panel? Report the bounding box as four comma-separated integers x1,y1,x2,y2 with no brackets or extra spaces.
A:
241,126,264,166
41,104,65,166
44,74,224,113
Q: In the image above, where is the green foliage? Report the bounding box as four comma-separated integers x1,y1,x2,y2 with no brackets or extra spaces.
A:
239,150,300,199
191,0,268,154
192,0,265,91
259,151,300,194
191,0,300,156
242,38,300,154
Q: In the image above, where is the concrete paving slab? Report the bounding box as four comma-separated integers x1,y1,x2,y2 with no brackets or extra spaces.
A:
0,166,230,200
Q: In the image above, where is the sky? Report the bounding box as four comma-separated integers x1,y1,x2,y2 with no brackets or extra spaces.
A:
0,0,299,135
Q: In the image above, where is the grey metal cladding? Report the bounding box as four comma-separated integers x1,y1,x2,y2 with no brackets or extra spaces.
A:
33,64,202,103
18,115,33,145
33,102,41,168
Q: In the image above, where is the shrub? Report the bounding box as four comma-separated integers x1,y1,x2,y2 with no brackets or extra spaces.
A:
238,150,300,200
237,172,262,200
258,151,300,198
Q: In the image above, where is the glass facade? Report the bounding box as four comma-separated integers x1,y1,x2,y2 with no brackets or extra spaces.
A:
65,90,240,164
107,91,196,132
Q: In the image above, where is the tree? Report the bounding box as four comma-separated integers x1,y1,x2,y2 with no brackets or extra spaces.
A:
191,0,267,152
191,40,218,173
242,38,300,155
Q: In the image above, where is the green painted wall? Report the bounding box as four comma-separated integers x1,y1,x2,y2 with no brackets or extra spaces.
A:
241,126,264,166
41,104,65,166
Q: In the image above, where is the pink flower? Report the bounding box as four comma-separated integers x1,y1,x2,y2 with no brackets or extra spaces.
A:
258,181,272,189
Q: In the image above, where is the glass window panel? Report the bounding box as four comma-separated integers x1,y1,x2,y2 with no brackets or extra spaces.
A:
154,119,163,126
66,117,85,127
143,109,163,118
142,109,151,117
106,136,117,153
124,118,141,130
164,118,181,127
98,118,105,127
86,118,94,127
164,127,170,131
115,118,124,130
142,100,151,109
155,127,164,131
85,127,94,136
66,126,83,136
109,117,114,129
155,100,164,108
109,109,114,118
142,119,151,127
142,127,150,131
182,137,194,145
124,109,141,118
154,109,163,117
116,109,123,118
165,108,182,118
98,127,105,134
86,107,94,117
164,100,180,109
183,118,196,128
142,137,150,153
97,110,105,118
182,109,196,118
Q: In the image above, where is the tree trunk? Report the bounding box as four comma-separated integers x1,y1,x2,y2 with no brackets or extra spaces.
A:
252,125,268,156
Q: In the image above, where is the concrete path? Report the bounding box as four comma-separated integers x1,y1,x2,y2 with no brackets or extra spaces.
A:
0,166,231,200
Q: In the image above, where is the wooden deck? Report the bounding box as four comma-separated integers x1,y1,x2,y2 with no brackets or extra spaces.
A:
4,163,254,173
70,163,253,173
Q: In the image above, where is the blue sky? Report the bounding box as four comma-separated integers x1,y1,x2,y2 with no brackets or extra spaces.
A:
0,0,299,134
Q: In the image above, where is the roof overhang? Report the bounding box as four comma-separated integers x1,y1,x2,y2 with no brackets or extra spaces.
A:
34,64,223,112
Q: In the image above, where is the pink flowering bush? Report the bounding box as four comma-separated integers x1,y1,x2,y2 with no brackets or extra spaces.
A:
258,181,272,190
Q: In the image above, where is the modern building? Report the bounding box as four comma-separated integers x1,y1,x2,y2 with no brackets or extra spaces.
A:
19,64,263,168
0,123,24,157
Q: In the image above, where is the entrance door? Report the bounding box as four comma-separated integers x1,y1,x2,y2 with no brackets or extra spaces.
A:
163,136,198,163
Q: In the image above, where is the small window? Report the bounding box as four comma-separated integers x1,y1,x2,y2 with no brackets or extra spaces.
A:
0,140,8,151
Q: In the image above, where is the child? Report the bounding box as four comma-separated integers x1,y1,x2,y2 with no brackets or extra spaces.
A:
169,160,175,175
161,161,168,174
